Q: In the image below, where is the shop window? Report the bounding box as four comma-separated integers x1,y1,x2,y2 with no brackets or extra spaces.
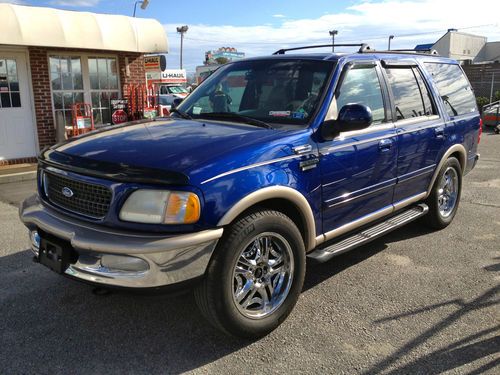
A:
50,56,84,129
88,57,119,125
0,59,21,108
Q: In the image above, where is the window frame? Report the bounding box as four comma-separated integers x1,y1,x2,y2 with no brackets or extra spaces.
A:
423,61,477,119
324,59,391,129
48,52,121,130
0,58,22,108
88,56,120,125
381,62,440,125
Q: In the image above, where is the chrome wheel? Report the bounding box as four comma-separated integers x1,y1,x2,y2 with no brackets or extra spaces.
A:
232,232,294,319
438,167,459,218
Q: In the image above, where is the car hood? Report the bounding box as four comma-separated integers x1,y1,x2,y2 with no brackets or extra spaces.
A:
47,118,304,185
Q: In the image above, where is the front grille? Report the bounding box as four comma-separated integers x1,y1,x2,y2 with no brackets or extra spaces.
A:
43,171,112,219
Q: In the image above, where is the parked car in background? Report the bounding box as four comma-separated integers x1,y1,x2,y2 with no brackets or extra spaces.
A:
20,45,481,339
482,100,500,128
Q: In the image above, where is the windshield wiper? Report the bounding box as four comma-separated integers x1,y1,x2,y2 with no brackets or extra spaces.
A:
198,112,274,129
170,108,192,120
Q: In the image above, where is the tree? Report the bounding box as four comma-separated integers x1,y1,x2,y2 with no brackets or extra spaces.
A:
476,96,489,112
215,57,229,65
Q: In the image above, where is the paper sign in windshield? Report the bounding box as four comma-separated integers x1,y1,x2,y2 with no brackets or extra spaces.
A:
269,111,291,117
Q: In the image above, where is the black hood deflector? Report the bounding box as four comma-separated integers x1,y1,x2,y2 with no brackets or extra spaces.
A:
39,148,190,186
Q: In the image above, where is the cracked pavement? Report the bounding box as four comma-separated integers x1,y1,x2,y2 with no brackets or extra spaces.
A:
0,128,499,374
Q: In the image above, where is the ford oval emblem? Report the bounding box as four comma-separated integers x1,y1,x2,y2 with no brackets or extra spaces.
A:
61,187,74,198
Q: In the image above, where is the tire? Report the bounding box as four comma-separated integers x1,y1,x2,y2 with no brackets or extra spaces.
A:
194,209,306,339
424,157,462,229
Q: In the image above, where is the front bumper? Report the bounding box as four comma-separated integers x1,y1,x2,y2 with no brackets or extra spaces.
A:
19,194,223,288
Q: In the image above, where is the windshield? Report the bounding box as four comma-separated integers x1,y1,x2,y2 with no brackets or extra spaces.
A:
178,59,334,125
160,86,188,94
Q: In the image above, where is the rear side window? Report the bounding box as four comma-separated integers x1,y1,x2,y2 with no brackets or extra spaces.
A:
424,63,477,117
385,67,435,120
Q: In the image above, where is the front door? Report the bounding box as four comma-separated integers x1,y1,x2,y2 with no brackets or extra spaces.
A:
0,51,37,161
319,60,397,235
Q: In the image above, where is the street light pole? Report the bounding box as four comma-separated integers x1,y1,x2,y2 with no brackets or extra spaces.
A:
388,35,394,50
176,25,189,69
329,30,338,52
133,0,149,17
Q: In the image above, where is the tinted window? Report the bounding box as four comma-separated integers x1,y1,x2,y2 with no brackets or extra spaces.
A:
424,63,476,117
179,59,334,125
413,69,434,116
386,67,434,120
334,65,385,123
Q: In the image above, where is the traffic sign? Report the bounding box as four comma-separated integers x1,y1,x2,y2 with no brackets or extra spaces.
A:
112,109,128,124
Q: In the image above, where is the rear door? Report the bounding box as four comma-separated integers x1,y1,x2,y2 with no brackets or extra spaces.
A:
423,62,479,173
319,60,397,235
382,60,445,204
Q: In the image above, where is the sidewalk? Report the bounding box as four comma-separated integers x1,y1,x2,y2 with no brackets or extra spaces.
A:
0,163,37,185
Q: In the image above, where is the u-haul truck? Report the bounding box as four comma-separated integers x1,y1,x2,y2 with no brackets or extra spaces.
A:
146,69,189,98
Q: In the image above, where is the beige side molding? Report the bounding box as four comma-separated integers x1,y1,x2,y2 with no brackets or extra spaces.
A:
217,186,317,251
425,144,467,198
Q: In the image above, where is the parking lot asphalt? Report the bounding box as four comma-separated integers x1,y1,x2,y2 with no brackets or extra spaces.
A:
0,129,499,374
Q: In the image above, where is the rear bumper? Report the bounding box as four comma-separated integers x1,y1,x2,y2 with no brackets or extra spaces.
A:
19,194,223,288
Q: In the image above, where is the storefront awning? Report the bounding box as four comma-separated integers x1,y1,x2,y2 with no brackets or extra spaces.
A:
0,4,168,53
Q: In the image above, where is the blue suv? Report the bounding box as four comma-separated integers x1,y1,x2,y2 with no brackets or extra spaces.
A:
20,44,481,338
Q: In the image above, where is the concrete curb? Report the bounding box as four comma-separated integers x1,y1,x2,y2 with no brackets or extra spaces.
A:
0,171,37,185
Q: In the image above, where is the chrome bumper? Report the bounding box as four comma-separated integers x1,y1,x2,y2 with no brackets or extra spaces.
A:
19,194,223,288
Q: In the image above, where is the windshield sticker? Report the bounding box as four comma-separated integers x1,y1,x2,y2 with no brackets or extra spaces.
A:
269,111,291,117
292,111,306,119
193,106,202,115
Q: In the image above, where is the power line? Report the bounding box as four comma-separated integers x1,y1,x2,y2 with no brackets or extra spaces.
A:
166,23,497,46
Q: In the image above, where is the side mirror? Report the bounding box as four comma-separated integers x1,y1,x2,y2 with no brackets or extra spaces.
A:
171,98,183,110
321,104,373,140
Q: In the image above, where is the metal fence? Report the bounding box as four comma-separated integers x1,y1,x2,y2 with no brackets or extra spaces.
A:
463,63,500,102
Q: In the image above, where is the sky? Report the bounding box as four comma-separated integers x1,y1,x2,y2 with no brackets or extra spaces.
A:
3,0,500,73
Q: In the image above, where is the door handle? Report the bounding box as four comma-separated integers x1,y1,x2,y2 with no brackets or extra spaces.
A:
434,127,445,138
378,138,393,151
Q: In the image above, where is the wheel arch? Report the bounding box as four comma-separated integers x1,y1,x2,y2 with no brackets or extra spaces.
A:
425,144,466,198
217,186,317,252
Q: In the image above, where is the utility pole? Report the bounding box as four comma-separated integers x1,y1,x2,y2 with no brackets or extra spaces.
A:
329,30,338,52
388,35,394,50
176,25,189,69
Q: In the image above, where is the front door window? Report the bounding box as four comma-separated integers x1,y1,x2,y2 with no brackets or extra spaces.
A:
0,59,21,108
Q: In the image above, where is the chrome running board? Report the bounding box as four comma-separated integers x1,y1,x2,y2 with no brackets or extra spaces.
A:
308,204,429,264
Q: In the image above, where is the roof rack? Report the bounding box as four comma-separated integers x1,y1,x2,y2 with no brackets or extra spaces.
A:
375,48,439,56
272,43,372,55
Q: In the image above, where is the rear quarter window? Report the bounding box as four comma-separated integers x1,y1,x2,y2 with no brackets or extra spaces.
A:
424,63,477,117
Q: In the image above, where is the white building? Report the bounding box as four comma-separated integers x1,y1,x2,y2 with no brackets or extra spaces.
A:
416,29,500,64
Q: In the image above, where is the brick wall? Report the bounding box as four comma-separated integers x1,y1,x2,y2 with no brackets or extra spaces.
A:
18,47,145,166
0,157,38,167
29,47,56,150
118,53,146,87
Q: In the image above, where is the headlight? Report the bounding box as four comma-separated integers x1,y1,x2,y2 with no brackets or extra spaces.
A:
119,190,200,224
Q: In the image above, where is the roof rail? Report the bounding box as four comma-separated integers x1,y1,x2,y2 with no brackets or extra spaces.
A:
272,43,372,55
374,48,439,56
